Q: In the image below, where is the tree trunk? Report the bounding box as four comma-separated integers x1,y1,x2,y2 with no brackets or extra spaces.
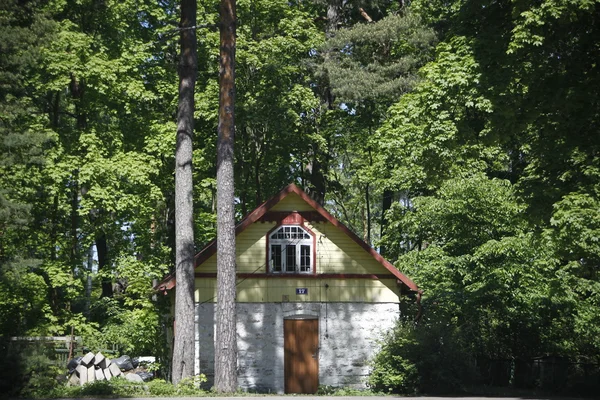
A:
97,233,112,298
69,171,79,270
379,189,393,257
171,0,197,385
215,0,237,392
85,246,93,318
326,0,343,38
365,183,371,245
307,0,344,206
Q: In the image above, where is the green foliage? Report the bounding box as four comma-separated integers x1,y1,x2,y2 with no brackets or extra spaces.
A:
378,174,599,392
320,9,437,243
317,385,377,396
386,176,578,358
385,174,524,257
368,1,600,392
551,192,600,265
0,0,176,362
177,373,208,395
147,378,178,396
0,342,64,398
369,320,475,394
19,374,208,399
371,36,502,194
83,255,168,356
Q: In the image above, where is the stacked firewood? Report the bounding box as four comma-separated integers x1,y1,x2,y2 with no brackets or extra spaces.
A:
67,352,155,385
66,351,123,386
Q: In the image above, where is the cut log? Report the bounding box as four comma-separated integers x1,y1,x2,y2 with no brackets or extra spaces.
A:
87,366,95,383
95,368,105,381
125,372,144,383
93,352,105,366
104,367,113,381
76,364,87,386
68,373,80,386
108,362,122,377
81,351,95,366
99,356,111,369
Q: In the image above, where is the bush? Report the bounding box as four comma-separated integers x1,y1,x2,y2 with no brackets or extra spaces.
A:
369,320,476,394
369,322,419,394
147,378,177,396
317,385,377,396
177,374,207,395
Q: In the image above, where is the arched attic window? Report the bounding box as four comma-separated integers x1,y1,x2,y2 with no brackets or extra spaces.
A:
269,225,313,273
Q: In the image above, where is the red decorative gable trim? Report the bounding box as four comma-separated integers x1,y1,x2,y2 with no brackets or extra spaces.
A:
259,211,326,224
155,183,418,293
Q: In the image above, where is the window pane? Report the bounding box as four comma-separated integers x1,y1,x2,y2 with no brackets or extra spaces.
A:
271,245,282,272
300,245,311,272
286,245,296,272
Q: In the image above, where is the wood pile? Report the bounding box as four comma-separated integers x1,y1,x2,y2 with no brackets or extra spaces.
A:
67,351,123,386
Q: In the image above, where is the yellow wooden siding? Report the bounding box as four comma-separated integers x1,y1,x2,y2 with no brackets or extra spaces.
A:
197,222,276,273
195,277,400,303
197,220,391,276
308,222,392,275
270,192,314,211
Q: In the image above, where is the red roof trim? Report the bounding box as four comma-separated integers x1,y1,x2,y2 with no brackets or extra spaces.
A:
154,273,176,293
161,183,418,292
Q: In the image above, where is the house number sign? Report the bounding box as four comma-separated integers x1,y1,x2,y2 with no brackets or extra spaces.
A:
296,288,308,295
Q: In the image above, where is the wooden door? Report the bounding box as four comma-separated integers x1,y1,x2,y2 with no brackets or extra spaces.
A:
284,318,319,393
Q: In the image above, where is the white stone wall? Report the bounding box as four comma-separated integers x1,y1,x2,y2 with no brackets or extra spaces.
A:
195,302,399,393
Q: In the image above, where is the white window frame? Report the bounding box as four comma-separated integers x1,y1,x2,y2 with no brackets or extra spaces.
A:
268,225,313,274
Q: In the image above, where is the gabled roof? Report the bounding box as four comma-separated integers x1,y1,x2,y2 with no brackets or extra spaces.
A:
156,183,418,292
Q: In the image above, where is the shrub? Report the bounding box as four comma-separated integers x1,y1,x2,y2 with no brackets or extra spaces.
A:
0,342,64,398
369,322,419,394
369,319,476,394
148,378,177,396
177,373,207,395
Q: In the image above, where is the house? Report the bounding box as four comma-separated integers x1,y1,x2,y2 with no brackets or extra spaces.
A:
157,183,418,393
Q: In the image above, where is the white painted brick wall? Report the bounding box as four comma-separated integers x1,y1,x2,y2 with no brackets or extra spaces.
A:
195,302,399,393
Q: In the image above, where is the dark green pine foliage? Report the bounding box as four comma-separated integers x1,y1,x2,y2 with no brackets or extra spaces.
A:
318,9,436,246
321,11,436,102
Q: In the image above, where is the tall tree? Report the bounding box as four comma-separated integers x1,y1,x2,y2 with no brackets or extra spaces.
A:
215,0,237,392
319,10,436,251
172,0,197,385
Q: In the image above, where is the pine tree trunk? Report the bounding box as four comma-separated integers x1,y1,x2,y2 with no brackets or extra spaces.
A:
97,233,112,298
172,0,197,385
365,183,371,245
380,189,393,257
307,0,344,205
215,0,237,392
